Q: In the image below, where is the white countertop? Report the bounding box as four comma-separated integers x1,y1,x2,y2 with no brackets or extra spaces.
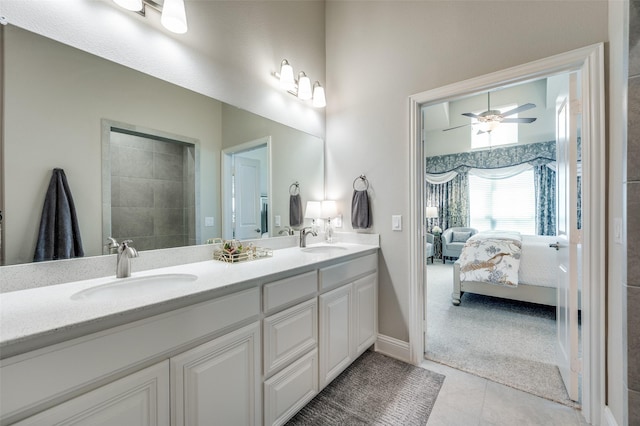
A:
0,242,378,359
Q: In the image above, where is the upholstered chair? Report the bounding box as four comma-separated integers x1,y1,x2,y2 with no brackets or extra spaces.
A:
441,227,478,262
425,233,435,263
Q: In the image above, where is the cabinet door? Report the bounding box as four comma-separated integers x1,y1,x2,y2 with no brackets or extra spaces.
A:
353,272,378,357
15,361,169,426
171,322,261,426
319,284,352,389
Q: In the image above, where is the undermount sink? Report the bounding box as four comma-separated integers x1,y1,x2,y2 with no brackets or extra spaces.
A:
71,273,198,300
301,245,348,254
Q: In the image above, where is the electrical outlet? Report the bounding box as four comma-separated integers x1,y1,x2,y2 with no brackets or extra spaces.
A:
205,216,214,227
334,214,343,228
614,217,622,244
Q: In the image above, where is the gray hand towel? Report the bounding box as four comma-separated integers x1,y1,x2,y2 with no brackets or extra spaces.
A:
34,168,84,262
351,190,372,229
290,194,303,227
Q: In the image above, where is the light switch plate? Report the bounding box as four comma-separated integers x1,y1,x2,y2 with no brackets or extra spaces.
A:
392,215,402,231
334,214,343,228
614,217,623,244
205,216,214,227
275,215,281,227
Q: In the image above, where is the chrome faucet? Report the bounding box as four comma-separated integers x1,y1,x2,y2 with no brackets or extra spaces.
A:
279,226,294,236
299,227,317,248
115,239,139,278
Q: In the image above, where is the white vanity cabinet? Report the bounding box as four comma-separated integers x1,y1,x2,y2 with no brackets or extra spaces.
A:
318,254,378,389
13,361,170,426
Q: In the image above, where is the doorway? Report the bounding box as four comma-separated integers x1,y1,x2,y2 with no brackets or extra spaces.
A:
408,44,605,424
421,72,581,407
222,137,271,240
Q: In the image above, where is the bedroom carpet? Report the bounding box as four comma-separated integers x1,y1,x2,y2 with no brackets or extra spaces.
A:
286,351,445,425
425,261,579,408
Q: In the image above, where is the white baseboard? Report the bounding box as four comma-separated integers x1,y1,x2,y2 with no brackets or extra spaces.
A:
375,334,410,363
602,406,619,426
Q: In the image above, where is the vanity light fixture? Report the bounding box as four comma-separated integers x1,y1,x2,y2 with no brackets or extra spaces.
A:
112,0,188,34
273,59,326,107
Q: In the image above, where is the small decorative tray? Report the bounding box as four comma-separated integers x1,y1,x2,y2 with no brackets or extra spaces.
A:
213,239,273,263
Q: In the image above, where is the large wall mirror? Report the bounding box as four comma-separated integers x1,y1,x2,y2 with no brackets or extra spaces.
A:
2,24,324,266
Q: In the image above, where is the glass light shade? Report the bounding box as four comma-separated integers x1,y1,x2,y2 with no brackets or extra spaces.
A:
479,120,500,133
312,82,326,108
114,0,143,11
321,200,338,219
161,0,188,34
279,60,295,91
304,201,322,219
297,73,312,100
426,206,438,218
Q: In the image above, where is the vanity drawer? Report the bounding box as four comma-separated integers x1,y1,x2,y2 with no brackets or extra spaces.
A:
263,270,317,314
263,298,318,377
264,349,318,426
319,253,377,292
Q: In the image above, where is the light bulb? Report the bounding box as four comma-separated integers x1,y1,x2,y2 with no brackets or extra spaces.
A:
297,72,312,100
161,0,188,34
312,82,326,108
279,60,295,91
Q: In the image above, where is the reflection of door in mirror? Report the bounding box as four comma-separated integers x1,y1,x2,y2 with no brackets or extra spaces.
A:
222,139,270,240
103,124,200,252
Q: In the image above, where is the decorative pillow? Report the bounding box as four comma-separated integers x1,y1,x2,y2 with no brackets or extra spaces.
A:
452,231,472,243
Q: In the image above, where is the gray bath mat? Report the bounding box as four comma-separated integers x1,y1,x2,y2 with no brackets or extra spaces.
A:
286,351,445,425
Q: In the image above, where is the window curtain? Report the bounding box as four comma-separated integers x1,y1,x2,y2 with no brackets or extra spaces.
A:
426,172,469,230
534,165,556,235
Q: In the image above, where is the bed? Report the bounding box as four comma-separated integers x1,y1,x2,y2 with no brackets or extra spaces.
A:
451,231,559,306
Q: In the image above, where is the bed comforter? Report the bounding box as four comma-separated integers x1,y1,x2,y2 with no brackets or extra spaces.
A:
458,231,523,287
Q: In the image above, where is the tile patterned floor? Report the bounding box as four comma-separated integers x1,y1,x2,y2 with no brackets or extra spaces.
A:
421,360,589,426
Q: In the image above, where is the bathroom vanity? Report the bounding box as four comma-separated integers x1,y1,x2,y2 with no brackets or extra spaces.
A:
0,242,378,426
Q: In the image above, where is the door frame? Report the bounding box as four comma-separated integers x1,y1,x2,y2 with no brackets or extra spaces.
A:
408,44,605,423
221,136,272,240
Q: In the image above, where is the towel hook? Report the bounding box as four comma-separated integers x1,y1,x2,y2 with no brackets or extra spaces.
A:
353,174,369,191
289,181,300,195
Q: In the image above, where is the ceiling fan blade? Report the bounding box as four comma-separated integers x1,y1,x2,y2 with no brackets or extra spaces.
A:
461,112,481,119
500,103,536,117
443,123,473,132
500,117,537,124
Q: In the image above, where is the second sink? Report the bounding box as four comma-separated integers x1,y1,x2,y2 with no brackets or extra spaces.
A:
71,273,198,301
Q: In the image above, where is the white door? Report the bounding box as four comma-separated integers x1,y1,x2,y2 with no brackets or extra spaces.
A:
554,72,581,402
234,156,262,240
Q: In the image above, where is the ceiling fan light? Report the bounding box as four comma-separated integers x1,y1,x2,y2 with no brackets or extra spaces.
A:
161,0,188,34
114,0,143,11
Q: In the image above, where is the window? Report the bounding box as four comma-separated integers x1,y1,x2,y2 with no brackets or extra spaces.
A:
469,170,536,235
471,104,518,150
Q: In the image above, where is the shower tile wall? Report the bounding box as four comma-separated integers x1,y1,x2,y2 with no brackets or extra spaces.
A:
629,1,640,424
110,132,195,251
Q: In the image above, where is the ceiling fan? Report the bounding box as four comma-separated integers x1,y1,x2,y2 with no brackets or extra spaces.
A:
443,92,537,134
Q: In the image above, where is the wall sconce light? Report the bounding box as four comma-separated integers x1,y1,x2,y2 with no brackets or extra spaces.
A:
274,59,326,108
113,0,188,34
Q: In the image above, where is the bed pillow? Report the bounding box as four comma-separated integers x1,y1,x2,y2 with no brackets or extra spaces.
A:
452,231,472,243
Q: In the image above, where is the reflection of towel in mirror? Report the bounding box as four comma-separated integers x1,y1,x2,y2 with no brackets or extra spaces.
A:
289,194,303,227
33,168,84,262
351,190,371,229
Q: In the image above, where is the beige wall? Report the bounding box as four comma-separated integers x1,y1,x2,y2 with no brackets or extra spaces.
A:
1,0,326,138
325,0,608,346
3,26,222,265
